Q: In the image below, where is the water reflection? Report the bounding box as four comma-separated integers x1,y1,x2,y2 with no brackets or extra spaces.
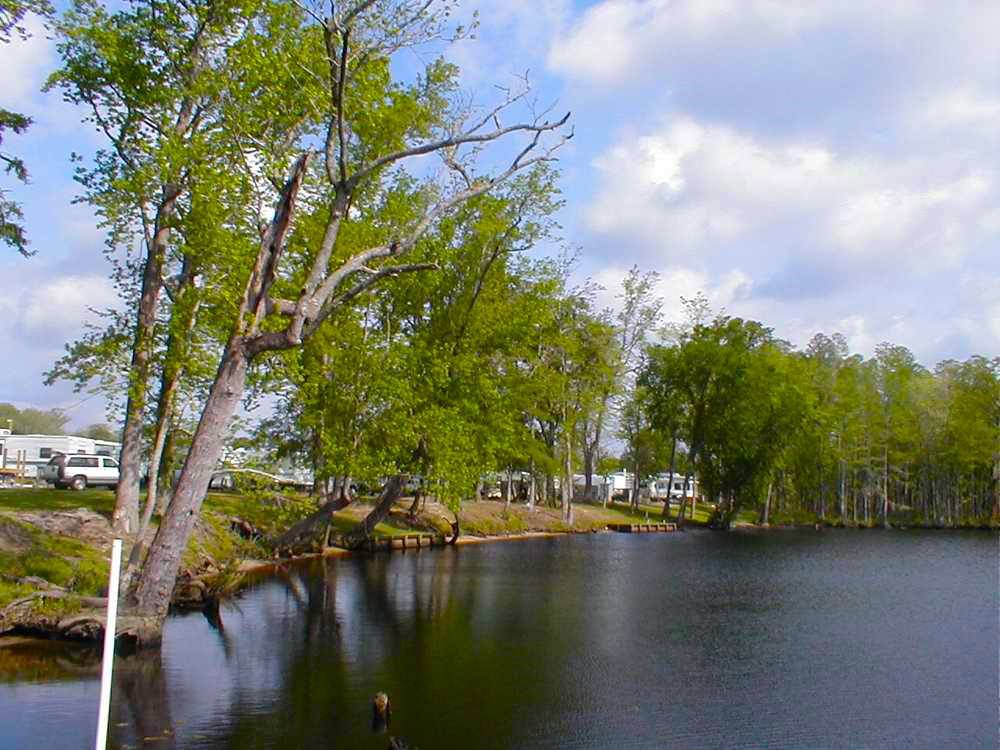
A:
0,531,996,749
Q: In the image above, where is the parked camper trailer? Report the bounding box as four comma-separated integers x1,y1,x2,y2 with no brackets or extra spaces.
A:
648,474,698,502
0,428,121,481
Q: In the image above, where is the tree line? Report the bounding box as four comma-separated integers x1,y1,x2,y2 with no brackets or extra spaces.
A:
641,324,998,529
0,402,116,440
9,0,996,642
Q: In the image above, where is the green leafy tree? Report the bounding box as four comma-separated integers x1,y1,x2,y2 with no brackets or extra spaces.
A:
0,0,52,255
0,402,69,434
53,0,572,631
81,422,119,441
644,316,811,527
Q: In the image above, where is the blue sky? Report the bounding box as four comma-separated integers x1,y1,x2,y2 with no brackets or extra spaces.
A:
1,0,998,428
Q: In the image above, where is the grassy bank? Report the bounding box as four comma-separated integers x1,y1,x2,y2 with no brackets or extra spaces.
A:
0,487,715,609
13,484,941,631
2,485,990,639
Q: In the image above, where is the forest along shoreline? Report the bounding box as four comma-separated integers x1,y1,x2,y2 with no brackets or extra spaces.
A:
1,487,996,648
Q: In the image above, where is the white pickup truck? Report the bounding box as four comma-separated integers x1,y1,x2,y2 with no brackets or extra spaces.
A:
39,454,120,490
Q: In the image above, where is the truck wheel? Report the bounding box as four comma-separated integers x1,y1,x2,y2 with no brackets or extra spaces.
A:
70,475,87,491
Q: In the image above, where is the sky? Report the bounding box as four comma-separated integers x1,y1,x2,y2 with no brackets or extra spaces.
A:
1,0,998,429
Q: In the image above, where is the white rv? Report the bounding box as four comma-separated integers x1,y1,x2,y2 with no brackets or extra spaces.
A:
648,474,698,502
0,429,121,480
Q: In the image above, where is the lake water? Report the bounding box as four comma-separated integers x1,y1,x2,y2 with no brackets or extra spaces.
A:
1,529,996,749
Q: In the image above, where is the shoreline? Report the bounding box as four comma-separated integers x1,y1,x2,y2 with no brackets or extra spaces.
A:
2,493,995,647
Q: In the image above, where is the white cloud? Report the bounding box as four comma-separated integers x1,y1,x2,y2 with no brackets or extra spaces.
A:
913,88,1000,133
548,0,841,86
579,109,998,365
590,264,753,327
448,0,570,87
16,275,116,337
0,14,53,110
586,116,996,275
548,1,998,93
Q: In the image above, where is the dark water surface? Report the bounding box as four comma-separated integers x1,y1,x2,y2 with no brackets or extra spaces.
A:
1,530,996,749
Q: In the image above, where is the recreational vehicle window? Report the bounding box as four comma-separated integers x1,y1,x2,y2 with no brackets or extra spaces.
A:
39,448,53,459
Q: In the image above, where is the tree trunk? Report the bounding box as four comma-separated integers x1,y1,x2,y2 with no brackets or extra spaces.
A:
131,342,250,628
883,445,891,528
661,436,677,519
155,427,177,514
503,469,512,513
631,458,640,511
760,482,772,525
113,188,180,536
342,476,406,549
582,418,600,502
339,475,353,503
131,269,201,570
273,495,353,553
562,430,573,525
675,469,693,527
407,478,423,519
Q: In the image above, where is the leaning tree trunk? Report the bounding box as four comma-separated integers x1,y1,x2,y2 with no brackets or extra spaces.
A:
341,476,406,550
113,187,181,536
273,494,353,554
407,477,423,519
130,343,251,630
131,266,201,571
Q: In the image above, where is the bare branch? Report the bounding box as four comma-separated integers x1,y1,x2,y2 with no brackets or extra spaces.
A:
238,151,313,335
308,241,397,313
288,0,326,25
349,111,571,189
265,297,298,316
441,146,474,188
305,261,438,337
340,0,379,27
335,25,350,184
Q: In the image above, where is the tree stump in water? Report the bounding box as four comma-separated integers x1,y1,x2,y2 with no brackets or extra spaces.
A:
372,692,391,732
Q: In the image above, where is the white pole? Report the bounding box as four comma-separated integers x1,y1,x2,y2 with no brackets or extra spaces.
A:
95,538,122,750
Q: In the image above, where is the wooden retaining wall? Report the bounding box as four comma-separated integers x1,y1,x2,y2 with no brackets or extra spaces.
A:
364,534,447,553
606,522,677,533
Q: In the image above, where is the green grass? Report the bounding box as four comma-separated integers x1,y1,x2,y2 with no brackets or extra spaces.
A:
0,580,33,609
0,516,109,608
604,500,720,526
0,487,115,515
460,511,529,536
